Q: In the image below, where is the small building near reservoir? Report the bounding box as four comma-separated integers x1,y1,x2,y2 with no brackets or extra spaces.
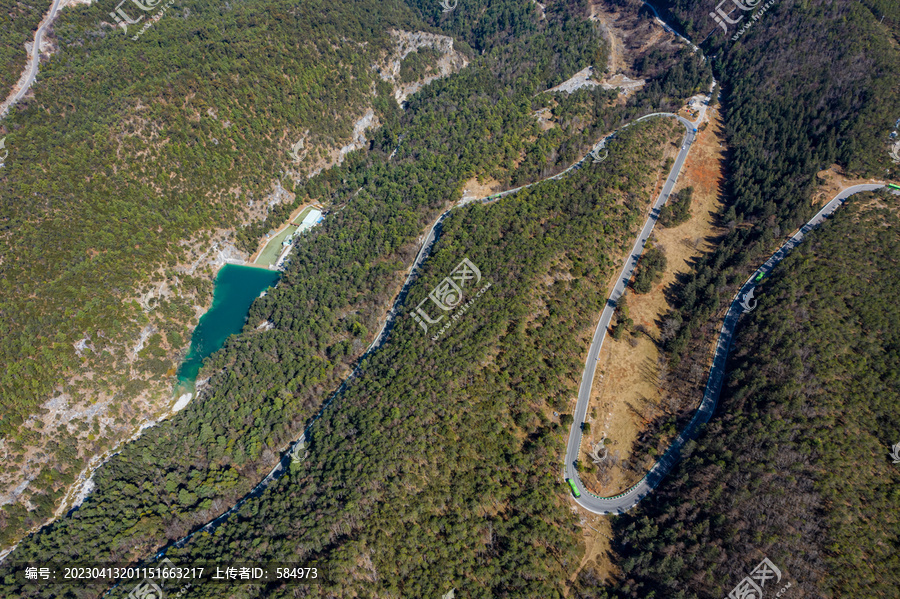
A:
297,209,324,234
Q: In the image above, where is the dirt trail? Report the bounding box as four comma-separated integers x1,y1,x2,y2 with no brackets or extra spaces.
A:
588,0,689,77
590,4,625,74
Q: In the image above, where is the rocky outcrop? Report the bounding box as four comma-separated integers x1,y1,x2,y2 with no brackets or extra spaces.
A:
377,30,469,104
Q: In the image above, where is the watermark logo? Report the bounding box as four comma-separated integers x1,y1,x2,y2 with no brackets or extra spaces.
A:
588,436,608,464
129,580,164,599
289,138,304,162
714,0,779,41
438,0,457,13
413,258,481,329
739,287,757,313
127,558,193,599
709,0,759,31
590,147,608,163
890,442,900,464
411,257,491,340
130,0,163,11
109,0,176,40
726,557,790,599
110,0,145,33
890,140,900,165
290,436,307,464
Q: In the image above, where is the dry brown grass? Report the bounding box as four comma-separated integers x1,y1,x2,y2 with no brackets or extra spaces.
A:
569,509,619,591
578,107,727,495
461,176,504,200
813,165,886,209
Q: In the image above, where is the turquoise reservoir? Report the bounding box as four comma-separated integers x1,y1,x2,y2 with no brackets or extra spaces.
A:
176,264,279,392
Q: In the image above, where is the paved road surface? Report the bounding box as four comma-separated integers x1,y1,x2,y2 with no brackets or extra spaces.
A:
0,0,63,120
368,111,695,352
125,110,700,569
564,182,890,514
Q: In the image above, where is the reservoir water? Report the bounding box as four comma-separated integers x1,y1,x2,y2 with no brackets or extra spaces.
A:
175,264,279,393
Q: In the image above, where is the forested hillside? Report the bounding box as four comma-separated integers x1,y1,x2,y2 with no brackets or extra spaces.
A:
621,0,900,496
0,0,42,97
0,0,447,549
0,0,722,593
0,0,418,426
0,0,629,582
523,2,900,597
657,0,898,224
574,192,900,598
108,116,684,599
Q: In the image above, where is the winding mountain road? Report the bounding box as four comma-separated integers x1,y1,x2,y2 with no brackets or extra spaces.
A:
564,182,892,514
126,110,703,570
369,111,696,353
0,0,63,120
47,0,714,573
